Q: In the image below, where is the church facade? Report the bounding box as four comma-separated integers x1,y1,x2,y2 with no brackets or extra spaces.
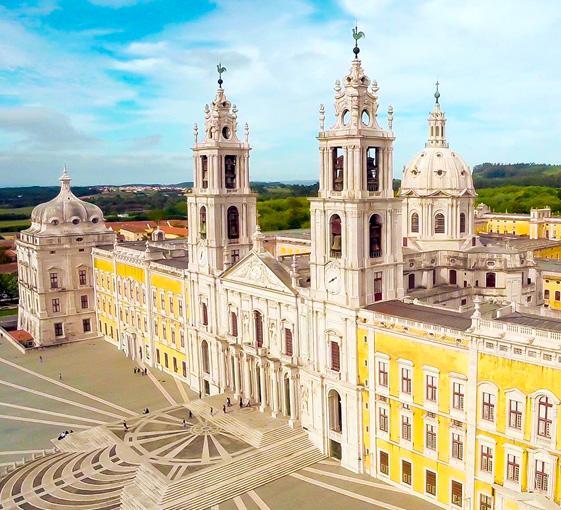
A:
17,45,561,510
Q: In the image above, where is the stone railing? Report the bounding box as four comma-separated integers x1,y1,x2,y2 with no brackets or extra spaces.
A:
0,447,59,478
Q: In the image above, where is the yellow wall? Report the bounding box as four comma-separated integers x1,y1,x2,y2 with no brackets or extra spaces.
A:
542,275,561,310
485,218,530,236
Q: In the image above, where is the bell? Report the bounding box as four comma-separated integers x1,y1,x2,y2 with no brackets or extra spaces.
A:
331,235,341,251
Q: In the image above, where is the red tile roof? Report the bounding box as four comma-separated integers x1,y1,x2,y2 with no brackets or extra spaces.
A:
0,263,17,274
10,330,33,343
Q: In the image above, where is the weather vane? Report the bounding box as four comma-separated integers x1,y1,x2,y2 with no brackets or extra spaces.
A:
352,24,365,57
217,63,226,88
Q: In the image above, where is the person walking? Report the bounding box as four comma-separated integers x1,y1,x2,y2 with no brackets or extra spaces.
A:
39,355,43,363
59,372,62,381
223,404,226,414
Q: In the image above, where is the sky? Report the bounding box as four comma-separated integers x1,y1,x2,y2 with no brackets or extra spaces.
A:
0,0,560,186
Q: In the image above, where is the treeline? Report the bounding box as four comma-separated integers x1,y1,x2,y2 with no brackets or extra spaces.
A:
473,163,561,188
257,197,310,231
0,186,100,208
476,186,561,214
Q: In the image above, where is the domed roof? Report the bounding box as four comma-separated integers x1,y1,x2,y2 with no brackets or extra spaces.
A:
27,168,108,235
400,87,475,198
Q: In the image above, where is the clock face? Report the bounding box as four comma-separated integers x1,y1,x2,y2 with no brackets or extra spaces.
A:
325,267,341,294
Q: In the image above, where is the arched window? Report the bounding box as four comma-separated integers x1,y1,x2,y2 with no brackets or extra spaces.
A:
332,147,344,191
254,311,263,348
411,212,419,233
201,340,210,374
199,206,207,239
366,147,379,191
434,213,445,234
225,155,237,189
408,273,415,290
328,389,342,432
230,311,238,337
460,212,466,233
369,215,382,258
330,214,342,258
227,206,239,240
201,155,208,189
450,269,457,285
486,272,496,288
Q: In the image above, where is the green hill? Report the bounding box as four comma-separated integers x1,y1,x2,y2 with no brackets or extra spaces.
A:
473,163,561,188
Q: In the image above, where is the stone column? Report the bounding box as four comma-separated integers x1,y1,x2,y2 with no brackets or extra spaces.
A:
259,363,267,413
243,354,251,400
233,348,241,399
270,363,279,418
289,374,297,427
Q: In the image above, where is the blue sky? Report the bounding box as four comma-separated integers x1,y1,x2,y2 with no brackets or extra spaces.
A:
0,0,560,186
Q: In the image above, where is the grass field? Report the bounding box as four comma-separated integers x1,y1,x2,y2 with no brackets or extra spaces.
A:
0,308,17,317
0,206,34,215
0,219,30,227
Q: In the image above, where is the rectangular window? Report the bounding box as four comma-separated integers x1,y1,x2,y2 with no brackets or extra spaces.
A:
330,341,340,372
401,415,412,441
401,460,412,485
451,481,463,507
366,147,379,191
425,423,437,450
453,382,465,410
230,311,238,337
482,392,495,422
507,453,520,482
379,451,389,475
452,433,463,460
173,357,178,373
378,360,388,387
180,331,185,348
426,374,437,402
535,460,549,492
480,445,493,473
284,328,293,356
202,303,208,326
54,322,63,336
426,470,436,496
379,407,389,432
231,249,240,264
332,147,344,192
508,400,523,429
537,397,552,438
401,367,412,394
169,296,174,314
161,293,165,310
178,299,183,316
480,494,493,510
162,324,167,339
79,269,87,286
80,295,88,309
182,361,187,378
82,319,91,333
52,298,60,313
374,272,383,302
50,272,59,289
156,348,160,364
164,352,169,368
225,155,237,189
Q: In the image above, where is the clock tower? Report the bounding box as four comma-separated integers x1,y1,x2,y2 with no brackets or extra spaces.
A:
309,48,404,308
187,70,257,274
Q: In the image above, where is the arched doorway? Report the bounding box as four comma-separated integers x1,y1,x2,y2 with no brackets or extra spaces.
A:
328,389,342,459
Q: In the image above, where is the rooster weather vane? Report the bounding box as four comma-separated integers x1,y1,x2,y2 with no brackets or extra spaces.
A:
352,24,365,57
217,63,226,88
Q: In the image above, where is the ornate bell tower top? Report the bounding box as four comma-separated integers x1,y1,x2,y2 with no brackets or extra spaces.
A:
426,81,448,148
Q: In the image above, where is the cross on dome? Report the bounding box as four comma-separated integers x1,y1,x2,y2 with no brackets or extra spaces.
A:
426,81,448,148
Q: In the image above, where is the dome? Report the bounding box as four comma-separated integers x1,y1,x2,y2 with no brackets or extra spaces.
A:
27,168,107,235
401,146,475,197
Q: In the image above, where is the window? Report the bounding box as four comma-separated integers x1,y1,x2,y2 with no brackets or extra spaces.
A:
460,212,466,233
537,396,553,438
426,374,437,402
452,433,463,460
451,481,463,507
482,392,495,422
82,318,91,332
225,155,237,189
201,155,208,188
169,296,174,314
449,269,457,285
201,340,210,373
508,399,523,430
231,249,240,263
230,311,238,337
480,445,493,473
379,407,389,432
401,460,412,485
426,470,436,496
52,298,60,313
182,361,187,378
535,460,549,493
227,206,239,240
379,451,389,475
54,322,63,337
156,348,160,364
254,311,263,348
78,269,87,286
178,299,183,316
164,353,169,368
369,215,382,258
401,415,412,441
173,357,178,373
80,295,88,309
434,213,445,234
507,453,520,482
378,360,388,387
330,214,342,258
180,331,185,348
480,494,492,510
374,272,383,302
411,212,419,233
50,272,59,289
199,206,207,239
453,382,465,410
201,302,208,326
486,272,496,288
401,367,412,394
284,328,293,356
407,273,415,290
330,341,340,372
160,292,165,310
425,423,437,450
556,291,561,301
332,147,344,191
366,147,379,191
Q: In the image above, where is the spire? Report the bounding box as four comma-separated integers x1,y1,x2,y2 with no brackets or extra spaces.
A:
426,81,448,148
59,165,71,191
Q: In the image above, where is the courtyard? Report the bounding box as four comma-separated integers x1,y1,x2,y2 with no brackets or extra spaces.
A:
0,338,438,510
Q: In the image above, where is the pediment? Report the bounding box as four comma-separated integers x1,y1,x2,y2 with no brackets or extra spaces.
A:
221,251,295,294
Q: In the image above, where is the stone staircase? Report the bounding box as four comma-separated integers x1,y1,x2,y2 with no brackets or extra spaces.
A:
160,430,325,510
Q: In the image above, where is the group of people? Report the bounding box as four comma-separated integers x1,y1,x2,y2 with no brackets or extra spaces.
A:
57,430,74,440
133,367,147,376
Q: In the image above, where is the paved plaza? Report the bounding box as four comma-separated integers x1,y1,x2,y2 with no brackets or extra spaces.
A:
0,338,438,509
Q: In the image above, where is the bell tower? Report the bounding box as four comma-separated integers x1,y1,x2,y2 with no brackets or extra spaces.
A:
187,65,257,274
309,38,404,308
